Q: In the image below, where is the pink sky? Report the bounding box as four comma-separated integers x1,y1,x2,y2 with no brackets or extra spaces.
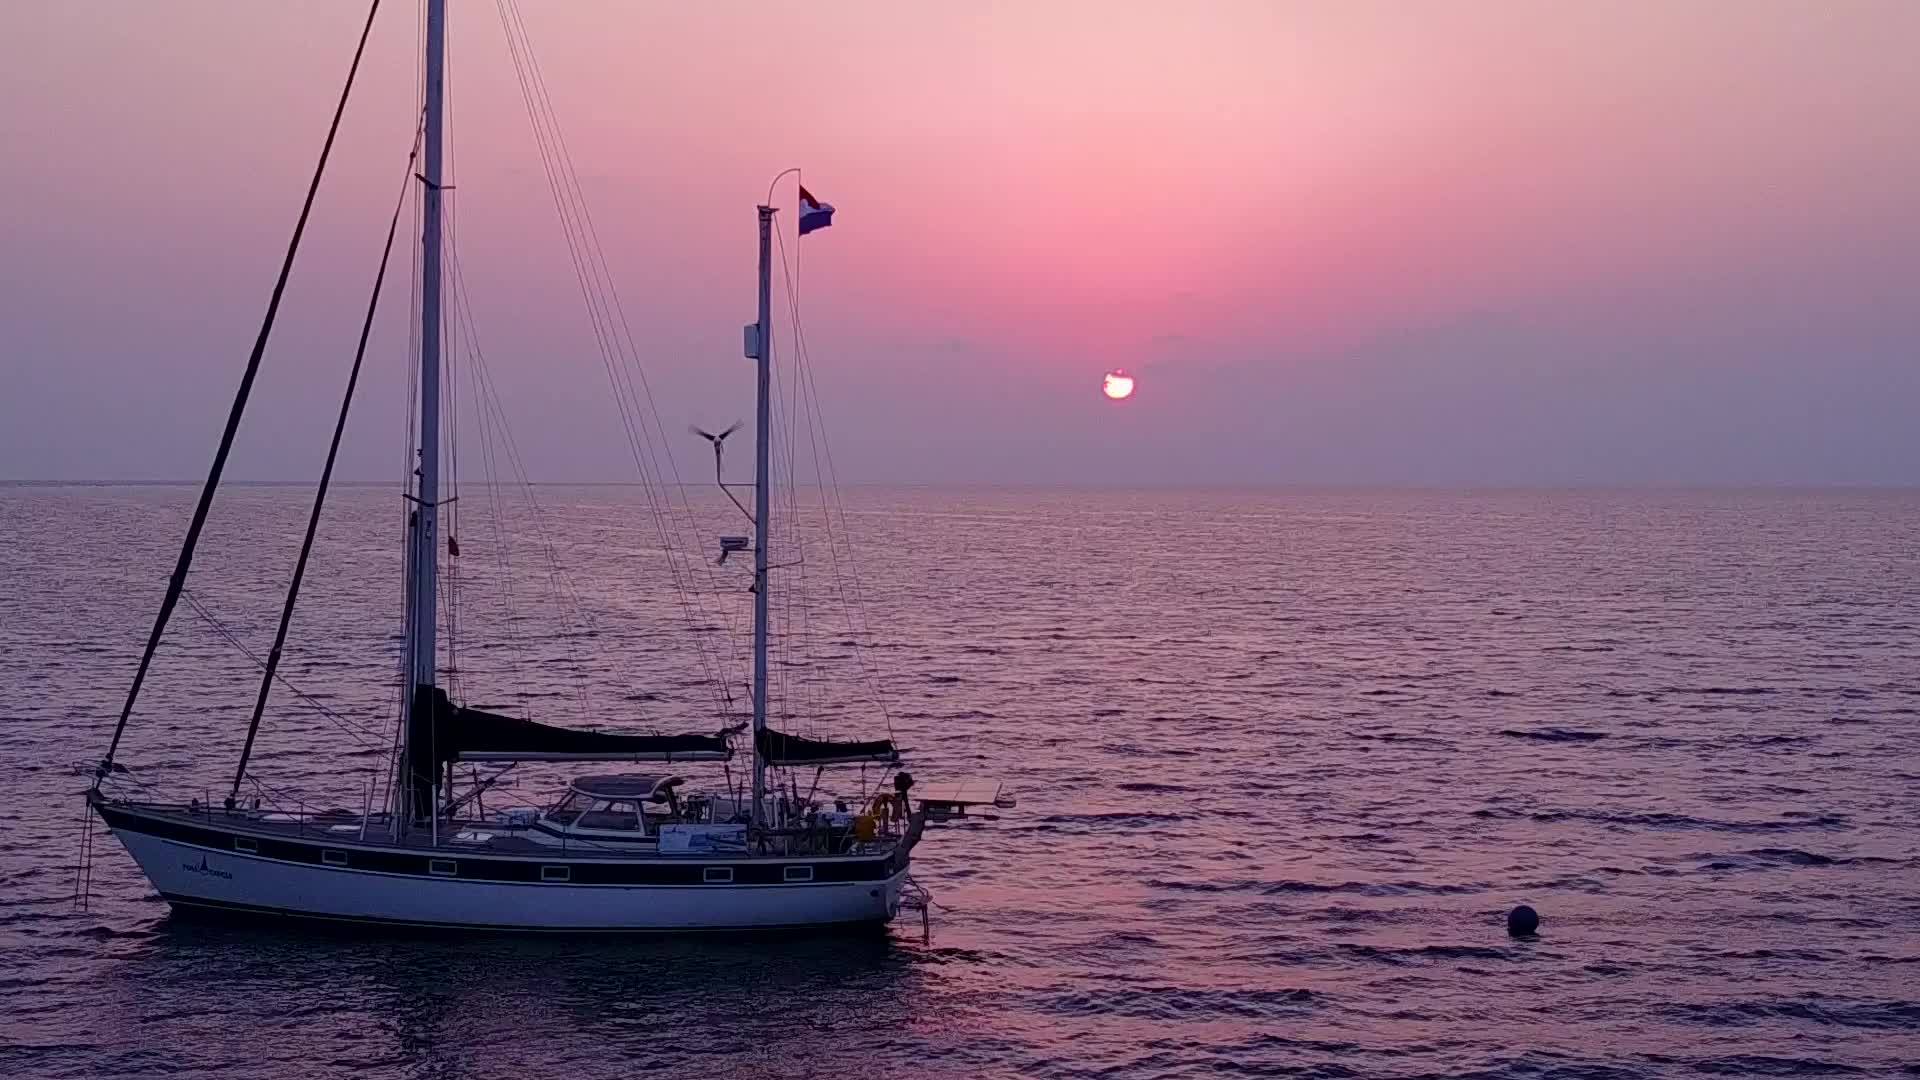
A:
2,1,1916,483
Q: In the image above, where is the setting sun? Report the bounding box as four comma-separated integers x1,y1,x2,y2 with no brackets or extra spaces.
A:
1102,370,1135,401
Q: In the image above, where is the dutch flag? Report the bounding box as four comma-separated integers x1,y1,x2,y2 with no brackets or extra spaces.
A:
798,186,835,235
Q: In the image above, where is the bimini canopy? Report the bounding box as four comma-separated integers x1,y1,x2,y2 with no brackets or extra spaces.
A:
756,727,899,767
570,774,682,801
410,687,731,767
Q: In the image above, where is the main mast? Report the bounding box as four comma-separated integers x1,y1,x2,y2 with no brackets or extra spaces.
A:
401,0,447,823
748,204,775,829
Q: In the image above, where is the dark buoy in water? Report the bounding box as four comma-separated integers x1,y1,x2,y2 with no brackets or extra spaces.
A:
1507,904,1540,937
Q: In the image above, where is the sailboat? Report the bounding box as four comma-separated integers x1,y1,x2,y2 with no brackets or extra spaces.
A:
81,0,1008,933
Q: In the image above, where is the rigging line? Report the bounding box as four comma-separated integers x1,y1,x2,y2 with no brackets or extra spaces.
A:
763,194,809,737
487,7,654,501
456,299,621,724
774,182,805,732
238,768,365,818
71,802,92,911
385,0,427,820
763,294,818,740
234,768,314,811
495,0,743,686
468,383,534,708
227,114,424,806
492,14,747,732
441,216,520,662
441,2,465,702
463,311,524,698
768,245,815,735
180,591,386,751
774,226,896,737
97,0,385,779
444,252,616,728
439,248,595,638
491,1,736,716
487,10,656,530
497,0,682,505
444,244,602,720
787,314,892,736
374,663,407,823
395,106,424,819
401,0,425,619
793,358,839,735
494,189,734,698
468,344,511,601
402,124,424,626
772,363,794,732
236,775,309,816
772,352,822,736
778,225,839,737
783,351,825,734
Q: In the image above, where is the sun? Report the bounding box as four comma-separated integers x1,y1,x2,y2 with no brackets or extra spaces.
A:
1102,370,1136,401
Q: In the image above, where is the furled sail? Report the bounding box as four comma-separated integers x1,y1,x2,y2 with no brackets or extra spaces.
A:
755,727,899,766
410,686,730,768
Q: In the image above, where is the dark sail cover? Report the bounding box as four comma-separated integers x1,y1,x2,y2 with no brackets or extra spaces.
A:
756,727,899,766
407,687,731,820
411,687,731,764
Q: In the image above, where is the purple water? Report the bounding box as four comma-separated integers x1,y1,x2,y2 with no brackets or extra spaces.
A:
3,484,1918,1079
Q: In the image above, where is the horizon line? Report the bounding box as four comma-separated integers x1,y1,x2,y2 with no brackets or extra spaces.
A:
4,479,1918,492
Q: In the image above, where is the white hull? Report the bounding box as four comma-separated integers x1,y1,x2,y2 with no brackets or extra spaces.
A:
106,817,907,933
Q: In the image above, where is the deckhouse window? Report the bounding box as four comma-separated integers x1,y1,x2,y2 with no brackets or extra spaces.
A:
541,865,571,883
233,837,258,854
576,808,641,831
322,849,349,867
429,859,458,877
784,866,814,883
703,867,733,884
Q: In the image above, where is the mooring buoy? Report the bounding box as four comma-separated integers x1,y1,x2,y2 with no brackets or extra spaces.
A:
1507,904,1541,937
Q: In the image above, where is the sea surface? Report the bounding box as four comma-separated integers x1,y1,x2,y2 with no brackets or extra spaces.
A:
2,484,1918,1080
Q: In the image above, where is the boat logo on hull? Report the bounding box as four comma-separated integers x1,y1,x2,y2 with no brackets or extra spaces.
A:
182,855,233,881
